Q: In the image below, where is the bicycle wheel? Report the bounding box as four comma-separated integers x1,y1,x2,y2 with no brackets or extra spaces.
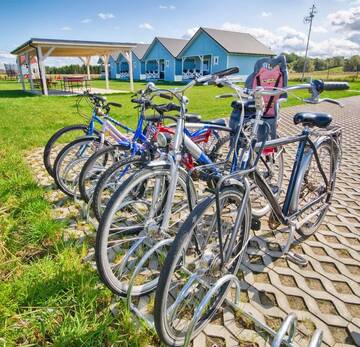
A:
154,186,251,346
251,147,284,217
78,144,129,203
292,140,337,236
43,124,99,177
92,156,146,222
53,136,107,198
95,167,197,297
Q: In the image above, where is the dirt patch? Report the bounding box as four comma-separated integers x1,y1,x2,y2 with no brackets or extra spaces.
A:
347,264,360,276
312,247,327,256
335,248,351,258
267,242,281,252
253,273,270,284
279,274,297,287
205,336,225,347
272,257,288,268
234,311,256,330
264,316,282,331
317,299,338,315
248,255,264,266
346,303,360,318
321,262,340,274
287,295,307,311
333,281,353,294
305,278,325,291
298,319,316,335
324,235,340,244
346,237,360,247
259,292,277,308
328,326,355,344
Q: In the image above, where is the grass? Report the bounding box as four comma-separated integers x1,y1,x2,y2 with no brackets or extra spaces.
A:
0,78,359,345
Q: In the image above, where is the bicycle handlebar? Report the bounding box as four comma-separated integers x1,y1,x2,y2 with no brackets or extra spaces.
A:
322,81,349,91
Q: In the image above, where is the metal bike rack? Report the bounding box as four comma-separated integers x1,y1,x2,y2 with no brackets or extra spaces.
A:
126,238,174,326
181,274,323,347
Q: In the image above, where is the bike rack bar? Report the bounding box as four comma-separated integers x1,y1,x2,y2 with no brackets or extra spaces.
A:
271,313,297,347
308,329,323,347
126,238,173,311
184,274,241,347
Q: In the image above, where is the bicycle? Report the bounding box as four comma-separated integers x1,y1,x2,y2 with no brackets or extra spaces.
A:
94,67,285,298
153,78,348,346
43,92,109,177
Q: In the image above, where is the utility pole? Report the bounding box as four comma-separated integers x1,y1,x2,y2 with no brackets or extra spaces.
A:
302,4,317,81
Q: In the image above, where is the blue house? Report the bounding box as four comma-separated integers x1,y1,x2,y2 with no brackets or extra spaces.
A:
178,27,275,81
141,37,188,82
109,43,149,80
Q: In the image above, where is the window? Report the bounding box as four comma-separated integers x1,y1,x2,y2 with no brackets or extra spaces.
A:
213,56,219,65
134,61,137,68
165,60,169,67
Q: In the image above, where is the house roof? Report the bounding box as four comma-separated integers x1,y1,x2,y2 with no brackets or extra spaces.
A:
143,37,188,59
11,38,137,57
180,27,275,57
157,37,188,57
132,43,150,59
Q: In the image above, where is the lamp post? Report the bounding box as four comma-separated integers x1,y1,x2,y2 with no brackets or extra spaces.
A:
301,4,317,81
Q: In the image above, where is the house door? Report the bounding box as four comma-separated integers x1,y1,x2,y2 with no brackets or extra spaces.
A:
159,60,165,80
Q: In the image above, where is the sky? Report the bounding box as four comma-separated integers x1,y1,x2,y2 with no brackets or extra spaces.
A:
0,0,359,67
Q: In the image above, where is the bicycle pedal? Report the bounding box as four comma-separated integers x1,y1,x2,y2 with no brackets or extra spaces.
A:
251,216,261,231
286,251,308,267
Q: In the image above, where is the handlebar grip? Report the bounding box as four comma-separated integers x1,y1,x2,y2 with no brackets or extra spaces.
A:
167,103,181,112
214,67,239,78
323,82,349,91
159,93,173,100
107,102,122,108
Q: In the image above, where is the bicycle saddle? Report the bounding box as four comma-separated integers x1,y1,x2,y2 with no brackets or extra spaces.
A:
185,113,202,122
293,112,332,128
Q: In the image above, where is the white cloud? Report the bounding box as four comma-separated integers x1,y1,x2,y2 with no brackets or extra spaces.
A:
182,27,199,39
61,26,71,31
0,51,16,69
139,22,154,30
81,18,92,24
328,6,360,32
221,22,358,57
98,12,115,20
261,11,272,17
159,4,176,10
312,25,328,33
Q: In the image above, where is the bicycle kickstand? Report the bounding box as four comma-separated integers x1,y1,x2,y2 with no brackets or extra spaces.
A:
282,222,308,267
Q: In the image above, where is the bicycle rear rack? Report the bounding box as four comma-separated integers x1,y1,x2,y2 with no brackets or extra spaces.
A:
120,238,323,347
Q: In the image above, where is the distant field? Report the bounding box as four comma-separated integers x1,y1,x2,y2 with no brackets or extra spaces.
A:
290,70,359,82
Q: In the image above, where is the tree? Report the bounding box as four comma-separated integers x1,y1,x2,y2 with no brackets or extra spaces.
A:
344,55,360,72
293,57,315,72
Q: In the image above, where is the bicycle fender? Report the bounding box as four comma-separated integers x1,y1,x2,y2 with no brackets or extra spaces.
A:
289,135,329,213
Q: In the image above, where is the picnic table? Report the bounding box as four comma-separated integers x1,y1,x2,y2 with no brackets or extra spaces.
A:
62,76,89,92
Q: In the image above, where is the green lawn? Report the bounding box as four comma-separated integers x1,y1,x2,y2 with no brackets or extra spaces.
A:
0,79,359,345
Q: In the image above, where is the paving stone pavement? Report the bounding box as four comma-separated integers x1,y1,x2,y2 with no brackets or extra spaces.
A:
26,96,360,347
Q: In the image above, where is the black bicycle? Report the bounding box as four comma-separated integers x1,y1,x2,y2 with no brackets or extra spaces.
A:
154,79,348,346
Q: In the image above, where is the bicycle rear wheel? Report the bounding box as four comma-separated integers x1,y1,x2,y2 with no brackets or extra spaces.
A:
78,144,129,202
92,156,145,221
43,124,98,177
292,139,337,236
53,136,107,198
154,186,250,346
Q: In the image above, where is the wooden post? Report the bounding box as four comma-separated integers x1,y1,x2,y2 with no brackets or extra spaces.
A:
103,54,109,90
125,50,134,92
16,56,26,91
37,47,48,95
26,53,34,91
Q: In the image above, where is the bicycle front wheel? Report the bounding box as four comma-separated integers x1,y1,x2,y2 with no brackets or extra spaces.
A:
95,166,197,297
154,186,251,346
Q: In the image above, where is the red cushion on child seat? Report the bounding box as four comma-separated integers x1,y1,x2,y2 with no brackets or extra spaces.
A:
252,65,284,117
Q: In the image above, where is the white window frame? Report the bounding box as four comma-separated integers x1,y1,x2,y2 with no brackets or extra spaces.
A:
213,56,219,65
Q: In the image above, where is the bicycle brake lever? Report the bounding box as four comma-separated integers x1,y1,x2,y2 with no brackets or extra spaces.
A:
321,98,344,107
